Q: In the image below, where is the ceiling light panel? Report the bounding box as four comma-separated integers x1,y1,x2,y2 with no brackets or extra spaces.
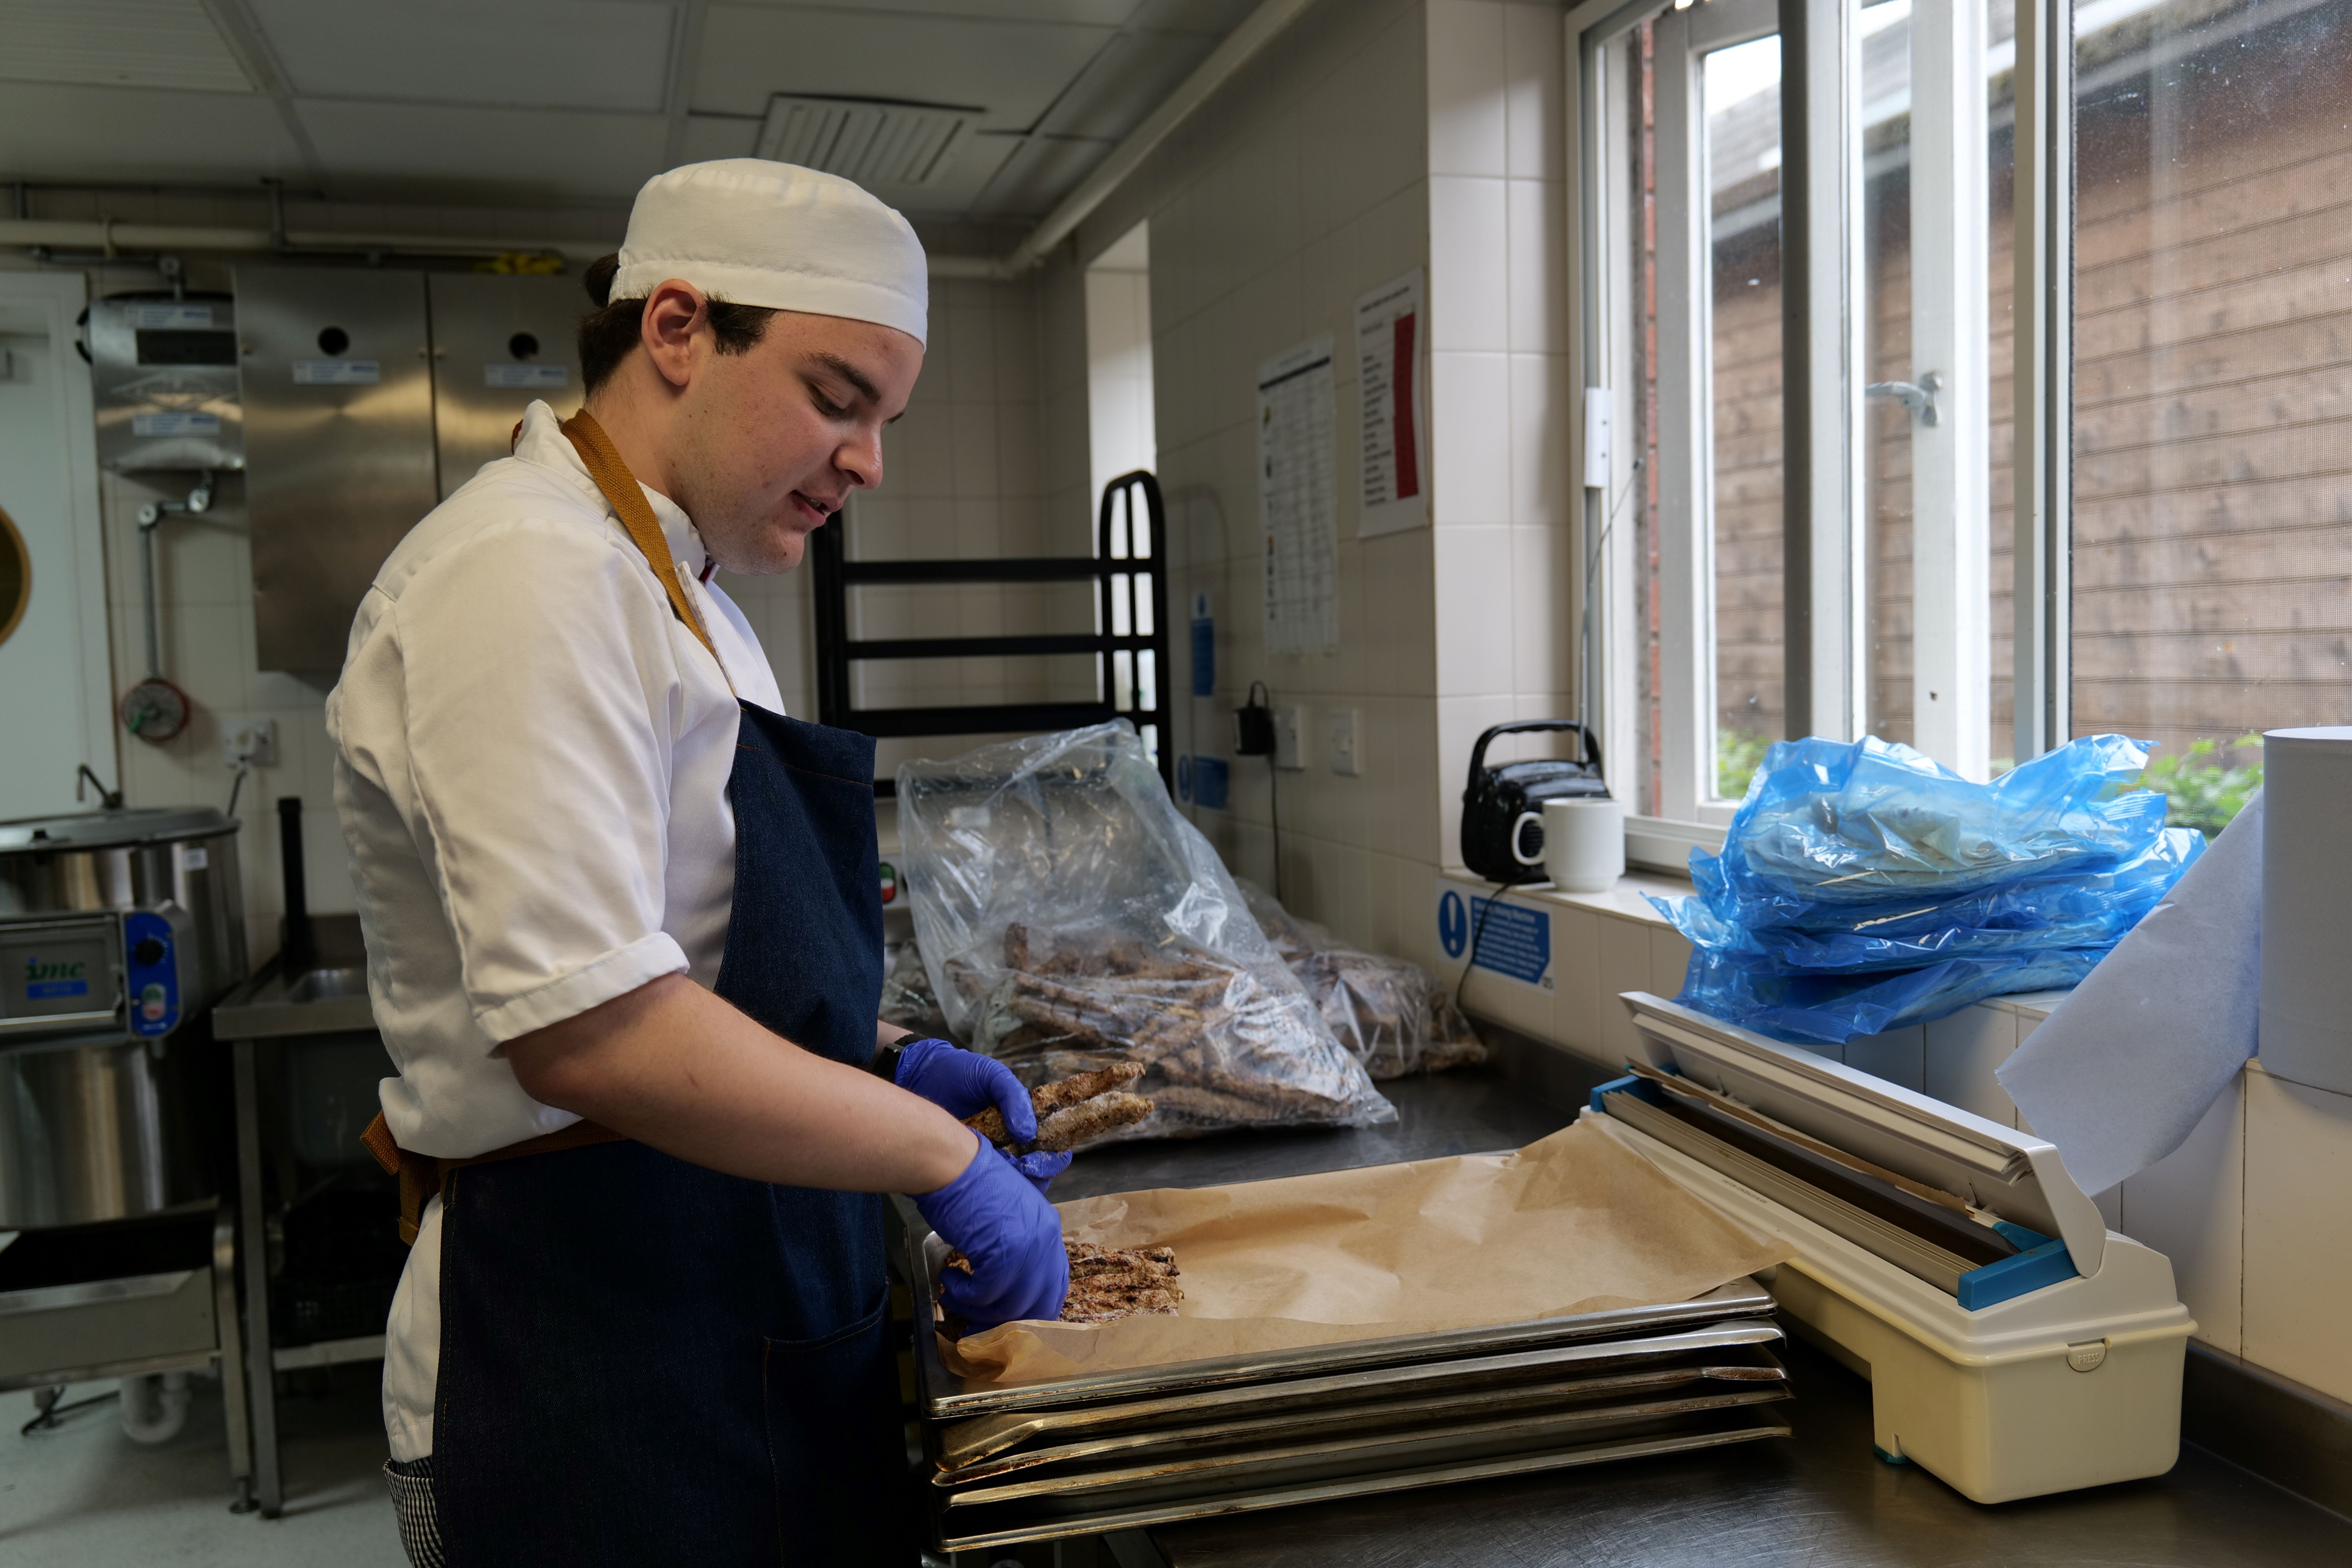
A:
247,0,674,113
757,96,974,187
0,0,252,93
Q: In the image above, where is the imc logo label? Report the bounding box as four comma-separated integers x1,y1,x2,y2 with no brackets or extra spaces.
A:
24,956,91,1001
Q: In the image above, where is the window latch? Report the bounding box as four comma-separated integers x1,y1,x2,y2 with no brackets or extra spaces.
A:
1866,371,1941,426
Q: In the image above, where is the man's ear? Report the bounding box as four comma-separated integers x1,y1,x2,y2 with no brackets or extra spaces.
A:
640,281,706,390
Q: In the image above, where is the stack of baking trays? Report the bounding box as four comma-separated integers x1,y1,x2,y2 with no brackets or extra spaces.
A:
905,1227,1792,1554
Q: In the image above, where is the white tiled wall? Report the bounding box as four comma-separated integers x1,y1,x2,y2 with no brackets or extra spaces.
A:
1058,0,1443,965
816,270,1090,781
1428,0,1580,874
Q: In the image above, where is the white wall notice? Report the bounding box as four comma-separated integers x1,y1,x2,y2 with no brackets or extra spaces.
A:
1257,335,1339,655
1354,270,1426,538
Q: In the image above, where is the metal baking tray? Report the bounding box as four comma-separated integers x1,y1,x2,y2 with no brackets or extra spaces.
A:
930,1405,1793,1553
935,1321,1786,1470
936,1345,1787,1486
909,1222,1779,1421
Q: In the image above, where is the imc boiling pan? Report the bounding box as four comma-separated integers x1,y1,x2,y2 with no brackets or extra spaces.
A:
0,806,246,1227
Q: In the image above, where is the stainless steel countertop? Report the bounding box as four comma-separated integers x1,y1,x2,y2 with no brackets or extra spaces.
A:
1055,1067,2352,1567
1148,1332,2352,1566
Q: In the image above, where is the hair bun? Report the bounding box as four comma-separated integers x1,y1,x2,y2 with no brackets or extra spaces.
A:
583,254,620,307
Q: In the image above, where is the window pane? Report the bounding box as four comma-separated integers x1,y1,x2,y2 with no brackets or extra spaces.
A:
2071,0,2352,831
1703,35,1786,800
1860,0,1914,747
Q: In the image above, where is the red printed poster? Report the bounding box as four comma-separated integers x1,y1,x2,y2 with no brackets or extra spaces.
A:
1354,270,1427,537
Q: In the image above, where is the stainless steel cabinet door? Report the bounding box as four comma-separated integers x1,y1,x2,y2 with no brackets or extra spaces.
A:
427,273,587,500
235,267,435,672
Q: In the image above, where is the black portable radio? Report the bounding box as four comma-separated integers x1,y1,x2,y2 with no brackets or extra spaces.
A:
1459,720,1607,883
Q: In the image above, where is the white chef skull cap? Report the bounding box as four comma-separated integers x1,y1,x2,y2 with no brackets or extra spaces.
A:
612,159,928,347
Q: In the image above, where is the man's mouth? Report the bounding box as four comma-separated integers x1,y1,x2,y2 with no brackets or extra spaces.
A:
789,492,839,528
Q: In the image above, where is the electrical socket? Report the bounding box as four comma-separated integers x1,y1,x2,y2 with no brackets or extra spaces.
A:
1328,708,1361,776
222,716,278,769
1270,706,1305,771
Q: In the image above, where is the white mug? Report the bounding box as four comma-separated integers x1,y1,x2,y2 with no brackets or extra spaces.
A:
1511,796,1625,892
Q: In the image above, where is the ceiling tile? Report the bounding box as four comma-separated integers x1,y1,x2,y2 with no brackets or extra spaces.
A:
294,100,671,201
248,0,675,113
695,4,1114,125
0,0,251,93
718,1,1142,24
866,131,1022,219
973,131,1112,219
1035,27,1215,140
676,112,762,164
0,82,299,178
1127,0,1260,33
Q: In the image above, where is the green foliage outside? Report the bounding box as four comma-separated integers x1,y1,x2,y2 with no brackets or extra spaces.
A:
1716,728,1772,802
2137,734,2263,837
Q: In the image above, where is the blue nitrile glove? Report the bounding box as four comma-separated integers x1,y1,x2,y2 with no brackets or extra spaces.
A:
915,1131,1069,1332
894,1037,1036,1142
1005,1149,1074,1195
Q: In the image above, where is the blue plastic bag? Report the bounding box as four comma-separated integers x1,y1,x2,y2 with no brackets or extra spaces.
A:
1653,734,2198,1045
1653,826,2206,974
1674,947,2107,1047
1719,734,2165,905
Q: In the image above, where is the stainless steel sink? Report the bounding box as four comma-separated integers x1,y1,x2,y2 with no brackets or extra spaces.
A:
212,916,377,1039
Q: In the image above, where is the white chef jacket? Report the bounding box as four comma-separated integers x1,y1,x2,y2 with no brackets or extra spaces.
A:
327,399,782,1460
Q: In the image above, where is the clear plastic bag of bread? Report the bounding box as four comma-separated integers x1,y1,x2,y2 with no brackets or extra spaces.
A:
1236,881,1488,1080
897,722,1395,1139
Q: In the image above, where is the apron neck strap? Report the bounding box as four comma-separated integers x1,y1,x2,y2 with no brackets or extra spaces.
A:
559,408,733,690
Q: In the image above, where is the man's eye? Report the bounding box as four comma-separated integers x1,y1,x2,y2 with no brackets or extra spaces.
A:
813,391,851,418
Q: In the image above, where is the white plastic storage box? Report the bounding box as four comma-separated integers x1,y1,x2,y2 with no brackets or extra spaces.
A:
1588,993,2195,1504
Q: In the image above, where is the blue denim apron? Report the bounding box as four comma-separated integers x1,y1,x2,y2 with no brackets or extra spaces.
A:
428,417,908,1563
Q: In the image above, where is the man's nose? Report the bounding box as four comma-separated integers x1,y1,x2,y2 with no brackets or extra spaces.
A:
840,426,884,490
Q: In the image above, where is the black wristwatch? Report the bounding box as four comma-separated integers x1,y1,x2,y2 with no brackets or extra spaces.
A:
870,1038,909,1083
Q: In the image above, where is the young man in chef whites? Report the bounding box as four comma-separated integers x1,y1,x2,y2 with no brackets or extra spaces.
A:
328,160,1070,1566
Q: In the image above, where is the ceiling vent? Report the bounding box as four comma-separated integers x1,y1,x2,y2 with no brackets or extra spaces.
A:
756,95,976,189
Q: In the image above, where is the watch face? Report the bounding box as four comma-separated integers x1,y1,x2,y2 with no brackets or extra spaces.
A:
120,677,191,742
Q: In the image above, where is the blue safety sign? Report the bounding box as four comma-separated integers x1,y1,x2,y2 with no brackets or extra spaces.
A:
1438,887,1551,984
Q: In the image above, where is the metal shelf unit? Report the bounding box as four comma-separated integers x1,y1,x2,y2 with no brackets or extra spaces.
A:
813,470,1172,786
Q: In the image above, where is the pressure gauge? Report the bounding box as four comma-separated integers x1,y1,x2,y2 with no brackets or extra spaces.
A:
120,677,191,743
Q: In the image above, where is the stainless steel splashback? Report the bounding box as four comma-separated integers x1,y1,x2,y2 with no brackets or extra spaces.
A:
428,273,584,499
235,267,437,672
87,294,245,474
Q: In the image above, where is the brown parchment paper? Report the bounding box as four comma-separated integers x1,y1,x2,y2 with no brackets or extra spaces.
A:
939,1118,1793,1384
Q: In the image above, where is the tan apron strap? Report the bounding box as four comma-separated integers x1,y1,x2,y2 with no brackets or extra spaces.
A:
558,408,731,685
363,1109,628,1246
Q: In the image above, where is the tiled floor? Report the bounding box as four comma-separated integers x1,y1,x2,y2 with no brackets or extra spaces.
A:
0,1367,404,1566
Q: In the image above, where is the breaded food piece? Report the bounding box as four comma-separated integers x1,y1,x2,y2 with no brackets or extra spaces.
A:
1032,1091,1153,1152
940,1237,1186,1325
966,1062,1147,1149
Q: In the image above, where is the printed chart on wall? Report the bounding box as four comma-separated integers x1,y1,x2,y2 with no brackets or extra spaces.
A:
1258,335,1339,655
1355,270,1426,537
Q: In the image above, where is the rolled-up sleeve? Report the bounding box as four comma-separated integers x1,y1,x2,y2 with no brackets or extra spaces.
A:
393,517,699,1044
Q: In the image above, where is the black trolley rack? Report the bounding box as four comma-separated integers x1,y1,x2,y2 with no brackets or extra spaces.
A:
812,469,1174,789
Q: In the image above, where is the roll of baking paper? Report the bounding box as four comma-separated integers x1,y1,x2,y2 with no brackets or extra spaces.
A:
2259,727,2352,1096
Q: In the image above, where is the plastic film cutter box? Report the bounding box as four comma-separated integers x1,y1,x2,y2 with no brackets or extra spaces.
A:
1587,993,2194,1504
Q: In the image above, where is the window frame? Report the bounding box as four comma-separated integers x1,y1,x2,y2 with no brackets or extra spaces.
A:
1567,0,2075,831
